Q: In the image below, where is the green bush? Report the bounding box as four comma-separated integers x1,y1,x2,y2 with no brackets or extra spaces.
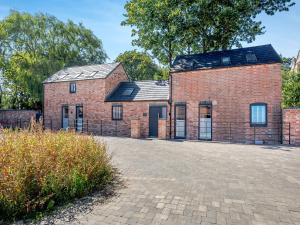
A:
0,129,113,221
282,70,300,108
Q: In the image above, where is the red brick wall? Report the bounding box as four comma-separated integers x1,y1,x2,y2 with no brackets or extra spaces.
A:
0,110,38,128
131,119,141,138
103,101,170,138
105,64,128,96
158,119,167,139
283,108,300,145
171,63,282,143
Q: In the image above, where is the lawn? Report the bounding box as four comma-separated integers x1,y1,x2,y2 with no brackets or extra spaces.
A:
0,127,114,222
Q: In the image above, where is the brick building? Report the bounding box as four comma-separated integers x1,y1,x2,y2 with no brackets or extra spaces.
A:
170,44,282,143
44,44,285,143
43,63,169,138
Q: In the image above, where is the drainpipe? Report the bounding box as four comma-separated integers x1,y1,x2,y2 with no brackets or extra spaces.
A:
169,70,173,139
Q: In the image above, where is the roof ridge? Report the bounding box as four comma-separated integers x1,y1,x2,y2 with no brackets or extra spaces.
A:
175,44,272,58
61,62,120,70
43,62,121,83
171,44,281,72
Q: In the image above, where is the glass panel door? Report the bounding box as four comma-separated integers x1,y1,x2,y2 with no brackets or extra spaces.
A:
76,106,83,132
199,104,212,140
175,105,186,138
62,106,69,130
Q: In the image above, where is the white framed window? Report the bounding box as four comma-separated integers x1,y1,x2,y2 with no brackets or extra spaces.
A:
112,105,123,120
250,103,267,127
70,82,76,93
160,106,167,119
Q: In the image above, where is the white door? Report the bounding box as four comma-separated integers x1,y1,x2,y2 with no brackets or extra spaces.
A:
62,106,69,130
199,104,212,140
175,105,186,138
199,118,211,140
76,106,83,132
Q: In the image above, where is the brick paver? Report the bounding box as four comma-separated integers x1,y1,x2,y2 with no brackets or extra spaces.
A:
39,137,300,225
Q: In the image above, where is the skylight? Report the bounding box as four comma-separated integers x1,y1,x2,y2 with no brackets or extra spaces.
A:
246,53,257,63
221,56,231,65
122,88,134,96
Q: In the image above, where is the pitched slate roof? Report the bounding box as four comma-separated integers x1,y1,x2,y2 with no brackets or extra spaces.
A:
43,63,120,83
171,44,282,72
106,80,169,102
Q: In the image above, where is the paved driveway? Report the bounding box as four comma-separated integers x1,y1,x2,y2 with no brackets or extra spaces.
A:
44,137,300,225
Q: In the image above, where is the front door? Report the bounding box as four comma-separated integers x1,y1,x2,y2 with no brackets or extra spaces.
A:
149,106,166,137
175,104,186,138
76,106,83,132
199,103,212,140
62,105,69,130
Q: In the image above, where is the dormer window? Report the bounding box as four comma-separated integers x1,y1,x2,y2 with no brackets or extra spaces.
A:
246,53,257,63
122,88,134,96
70,82,76,93
221,56,231,65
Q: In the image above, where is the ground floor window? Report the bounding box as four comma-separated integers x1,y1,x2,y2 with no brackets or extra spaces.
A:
112,104,123,120
175,104,186,138
250,103,267,127
199,102,212,140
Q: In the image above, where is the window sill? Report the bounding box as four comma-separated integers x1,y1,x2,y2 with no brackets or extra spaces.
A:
250,123,267,127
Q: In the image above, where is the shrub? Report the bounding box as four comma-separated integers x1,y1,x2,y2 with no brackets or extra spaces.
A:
0,129,113,221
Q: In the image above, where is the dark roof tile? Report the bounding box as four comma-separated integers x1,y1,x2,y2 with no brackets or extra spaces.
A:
171,44,282,72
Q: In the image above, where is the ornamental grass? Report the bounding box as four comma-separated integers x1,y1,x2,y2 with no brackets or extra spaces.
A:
0,126,113,221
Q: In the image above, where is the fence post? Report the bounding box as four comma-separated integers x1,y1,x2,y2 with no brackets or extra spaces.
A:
100,120,102,135
229,123,231,143
254,126,256,144
86,120,89,133
289,122,291,145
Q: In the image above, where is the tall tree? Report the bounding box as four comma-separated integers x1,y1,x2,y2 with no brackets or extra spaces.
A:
0,11,107,109
122,0,295,66
115,50,168,80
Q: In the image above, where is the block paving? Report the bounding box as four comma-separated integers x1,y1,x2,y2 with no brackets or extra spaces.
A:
36,137,300,225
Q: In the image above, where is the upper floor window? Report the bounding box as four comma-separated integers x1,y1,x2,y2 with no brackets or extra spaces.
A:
70,82,76,93
112,104,123,120
250,103,267,127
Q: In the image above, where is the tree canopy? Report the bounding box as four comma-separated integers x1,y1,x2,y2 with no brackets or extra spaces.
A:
0,11,107,109
122,0,295,66
282,70,300,108
115,50,168,81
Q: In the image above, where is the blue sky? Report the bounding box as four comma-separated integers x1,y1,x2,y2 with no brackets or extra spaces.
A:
0,0,299,61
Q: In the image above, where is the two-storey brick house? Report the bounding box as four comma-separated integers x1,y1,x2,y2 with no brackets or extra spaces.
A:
170,45,282,143
44,44,282,143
